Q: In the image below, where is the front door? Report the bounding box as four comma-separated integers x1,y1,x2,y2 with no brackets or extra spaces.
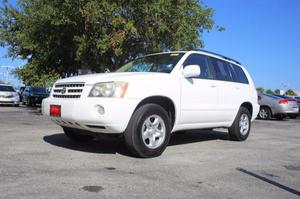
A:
180,53,219,124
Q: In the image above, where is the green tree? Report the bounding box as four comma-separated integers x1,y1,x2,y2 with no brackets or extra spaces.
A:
256,87,265,93
0,0,218,84
265,89,274,94
285,89,297,96
274,89,280,94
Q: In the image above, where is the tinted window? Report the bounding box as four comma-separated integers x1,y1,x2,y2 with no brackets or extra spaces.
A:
210,58,233,81
30,87,47,93
0,85,15,92
183,54,211,79
231,64,249,84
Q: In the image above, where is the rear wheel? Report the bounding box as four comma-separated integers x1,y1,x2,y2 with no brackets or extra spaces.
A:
63,127,94,142
259,107,272,120
124,104,171,158
228,107,251,141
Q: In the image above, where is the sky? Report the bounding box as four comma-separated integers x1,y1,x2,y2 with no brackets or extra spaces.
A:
0,0,300,91
201,0,300,92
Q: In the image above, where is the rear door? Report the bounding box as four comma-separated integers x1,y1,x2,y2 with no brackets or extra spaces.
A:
180,53,219,124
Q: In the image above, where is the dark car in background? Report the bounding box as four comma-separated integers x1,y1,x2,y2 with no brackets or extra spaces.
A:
22,86,49,107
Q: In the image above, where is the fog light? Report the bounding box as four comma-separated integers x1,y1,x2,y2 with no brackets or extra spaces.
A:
96,105,105,115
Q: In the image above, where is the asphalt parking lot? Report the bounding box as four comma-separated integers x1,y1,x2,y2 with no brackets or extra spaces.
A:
0,106,299,199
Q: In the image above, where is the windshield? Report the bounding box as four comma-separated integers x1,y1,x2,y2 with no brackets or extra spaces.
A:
30,87,47,93
0,85,15,92
116,53,184,73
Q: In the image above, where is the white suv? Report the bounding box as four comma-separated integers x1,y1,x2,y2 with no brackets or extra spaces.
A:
42,50,259,158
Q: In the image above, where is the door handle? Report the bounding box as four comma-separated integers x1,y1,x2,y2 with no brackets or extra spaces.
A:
210,85,217,88
236,87,240,89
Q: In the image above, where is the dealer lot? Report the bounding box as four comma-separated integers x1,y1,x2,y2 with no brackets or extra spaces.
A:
0,106,299,199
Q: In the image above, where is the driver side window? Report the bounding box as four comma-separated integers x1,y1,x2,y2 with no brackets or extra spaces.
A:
183,54,211,79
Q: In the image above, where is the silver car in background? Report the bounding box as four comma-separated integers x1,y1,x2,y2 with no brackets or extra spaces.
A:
258,93,299,120
0,84,20,106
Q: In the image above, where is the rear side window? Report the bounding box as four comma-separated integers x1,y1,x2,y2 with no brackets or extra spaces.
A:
231,64,249,84
210,58,234,81
183,54,212,79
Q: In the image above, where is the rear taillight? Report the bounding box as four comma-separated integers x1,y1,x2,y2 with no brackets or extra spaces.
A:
278,99,296,104
50,105,61,117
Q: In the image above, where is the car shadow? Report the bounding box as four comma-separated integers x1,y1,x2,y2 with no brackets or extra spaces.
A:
169,129,229,146
256,118,289,122
43,129,229,157
43,133,131,156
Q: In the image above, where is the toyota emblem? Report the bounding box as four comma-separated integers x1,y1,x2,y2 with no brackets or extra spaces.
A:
61,87,67,94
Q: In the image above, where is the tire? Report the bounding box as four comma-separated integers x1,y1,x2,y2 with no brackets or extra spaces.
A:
27,98,31,106
228,107,251,141
124,104,171,158
289,115,297,119
258,107,272,120
275,115,285,120
63,127,94,142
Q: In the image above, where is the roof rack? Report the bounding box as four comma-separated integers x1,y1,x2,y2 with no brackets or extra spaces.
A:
195,49,241,65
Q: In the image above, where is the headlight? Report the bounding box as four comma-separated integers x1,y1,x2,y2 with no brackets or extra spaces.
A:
89,82,128,98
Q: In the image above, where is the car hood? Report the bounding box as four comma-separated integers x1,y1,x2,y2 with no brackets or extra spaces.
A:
55,72,173,85
0,91,16,97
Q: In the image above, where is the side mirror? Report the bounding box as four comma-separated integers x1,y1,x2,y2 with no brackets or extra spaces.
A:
182,65,201,78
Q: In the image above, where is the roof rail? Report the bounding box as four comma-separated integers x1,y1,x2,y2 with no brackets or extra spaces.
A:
195,49,241,65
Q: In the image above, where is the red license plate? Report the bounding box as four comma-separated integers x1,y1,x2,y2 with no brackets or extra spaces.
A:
50,105,61,117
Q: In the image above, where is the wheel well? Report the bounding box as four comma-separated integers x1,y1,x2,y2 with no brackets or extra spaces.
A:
260,105,273,114
241,102,253,118
135,96,176,128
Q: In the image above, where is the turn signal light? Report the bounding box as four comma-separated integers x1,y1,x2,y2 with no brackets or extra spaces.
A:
50,105,61,117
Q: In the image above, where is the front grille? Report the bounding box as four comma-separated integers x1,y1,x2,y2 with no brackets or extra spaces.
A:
52,94,81,98
52,82,85,99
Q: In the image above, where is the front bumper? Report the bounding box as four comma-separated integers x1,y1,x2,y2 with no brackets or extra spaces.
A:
42,97,140,134
29,96,47,104
0,96,20,105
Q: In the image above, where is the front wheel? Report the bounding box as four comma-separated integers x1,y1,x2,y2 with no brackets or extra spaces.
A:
63,127,94,142
124,104,171,158
228,107,251,141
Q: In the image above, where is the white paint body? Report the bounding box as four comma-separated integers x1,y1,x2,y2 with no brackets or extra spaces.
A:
42,51,259,134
